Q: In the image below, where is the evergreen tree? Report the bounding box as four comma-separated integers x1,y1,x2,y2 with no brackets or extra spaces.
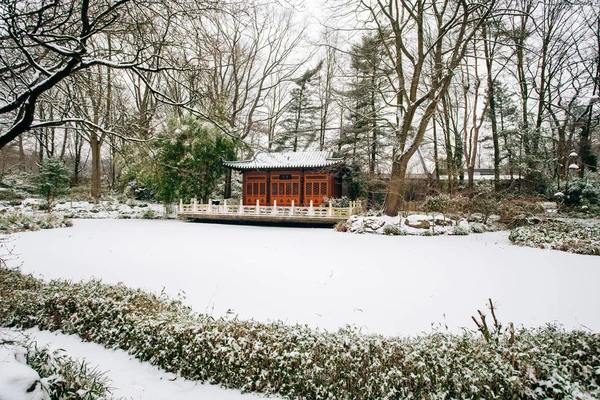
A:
32,157,70,212
152,117,237,204
338,33,387,201
276,62,323,152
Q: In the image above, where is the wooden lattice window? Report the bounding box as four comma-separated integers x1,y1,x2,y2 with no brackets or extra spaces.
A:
321,182,327,196
253,183,259,195
260,183,266,195
293,183,299,195
306,183,312,195
285,183,291,195
272,183,278,195
246,183,252,194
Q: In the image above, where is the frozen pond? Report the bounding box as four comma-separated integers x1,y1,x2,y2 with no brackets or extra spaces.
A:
9,219,600,336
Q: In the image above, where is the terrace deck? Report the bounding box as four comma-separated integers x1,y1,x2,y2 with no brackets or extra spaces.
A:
178,200,358,227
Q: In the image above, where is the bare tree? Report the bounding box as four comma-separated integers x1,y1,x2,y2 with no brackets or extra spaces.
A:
355,0,496,215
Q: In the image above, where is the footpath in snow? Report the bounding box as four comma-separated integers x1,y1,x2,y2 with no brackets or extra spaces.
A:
9,219,600,336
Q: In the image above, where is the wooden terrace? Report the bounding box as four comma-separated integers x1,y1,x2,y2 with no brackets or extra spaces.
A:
178,199,359,227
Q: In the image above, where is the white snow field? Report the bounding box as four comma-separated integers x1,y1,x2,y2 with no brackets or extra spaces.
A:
10,219,600,336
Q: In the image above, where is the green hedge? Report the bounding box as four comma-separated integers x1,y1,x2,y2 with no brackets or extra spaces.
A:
1,267,599,399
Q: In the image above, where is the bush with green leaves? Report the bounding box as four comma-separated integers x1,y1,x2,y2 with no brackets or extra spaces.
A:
559,177,600,206
1,266,599,399
509,220,600,255
423,194,451,216
31,158,70,212
152,117,237,204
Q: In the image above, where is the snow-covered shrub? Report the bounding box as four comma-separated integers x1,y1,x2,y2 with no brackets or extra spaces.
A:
449,226,469,236
560,177,600,206
509,220,600,255
470,223,487,233
141,209,156,219
323,196,350,208
1,331,112,400
382,224,406,236
423,194,451,216
0,213,72,233
2,266,599,400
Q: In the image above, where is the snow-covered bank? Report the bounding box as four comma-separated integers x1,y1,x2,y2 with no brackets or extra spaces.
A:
9,219,600,336
2,328,276,400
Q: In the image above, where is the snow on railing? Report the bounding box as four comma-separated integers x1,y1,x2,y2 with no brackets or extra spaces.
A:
178,199,360,218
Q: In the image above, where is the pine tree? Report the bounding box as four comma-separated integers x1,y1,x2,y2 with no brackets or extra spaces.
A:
32,157,70,212
339,34,387,201
276,62,323,152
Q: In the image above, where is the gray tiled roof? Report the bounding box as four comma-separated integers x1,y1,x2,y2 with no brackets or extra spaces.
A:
223,151,344,170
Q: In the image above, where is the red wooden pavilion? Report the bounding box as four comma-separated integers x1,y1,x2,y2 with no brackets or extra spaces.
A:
223,151,344,207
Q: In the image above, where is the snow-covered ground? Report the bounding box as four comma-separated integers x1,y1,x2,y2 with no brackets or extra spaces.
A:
0,328,278,400
8,219,600,336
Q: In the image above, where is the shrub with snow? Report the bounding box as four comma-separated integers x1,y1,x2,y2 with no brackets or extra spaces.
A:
2,266,599,400
509,220,600,256
0,213,72,233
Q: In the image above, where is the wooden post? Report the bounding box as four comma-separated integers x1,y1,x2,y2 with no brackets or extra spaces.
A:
309,200,314,216
179,199,183,213
272,200,277,215
192,198,197,212
291,200,295,216
255,199,260,214
328,201,333,216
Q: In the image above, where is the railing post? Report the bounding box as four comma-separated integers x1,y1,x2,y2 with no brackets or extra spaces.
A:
224,199,228,213
239,200,244,214
192,198,197,212
208,198,213,214
255,199,260,215
272,200,277,215
179,199,183,213
308,200,314,216
291,200,295,216
328,201,333,217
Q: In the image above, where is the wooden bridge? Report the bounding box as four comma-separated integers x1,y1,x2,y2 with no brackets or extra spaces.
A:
178,199,359,226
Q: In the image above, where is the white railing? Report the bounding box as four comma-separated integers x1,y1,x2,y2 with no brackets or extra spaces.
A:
178,198,360,219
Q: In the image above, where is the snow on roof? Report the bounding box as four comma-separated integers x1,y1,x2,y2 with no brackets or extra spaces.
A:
222,151,344,170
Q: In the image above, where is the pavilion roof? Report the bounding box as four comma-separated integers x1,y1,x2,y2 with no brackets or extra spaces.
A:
223,151,344,170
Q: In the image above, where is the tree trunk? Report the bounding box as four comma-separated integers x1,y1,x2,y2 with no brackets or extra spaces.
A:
224,168,232,199
90,135,102,199
384,157,409,215
483,25,500,192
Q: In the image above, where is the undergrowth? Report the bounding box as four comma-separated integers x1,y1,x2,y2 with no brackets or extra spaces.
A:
1,267,599,399
509,220,600,256
0,212,72,233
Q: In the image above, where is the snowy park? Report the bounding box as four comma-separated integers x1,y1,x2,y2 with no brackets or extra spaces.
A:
3,219,600,399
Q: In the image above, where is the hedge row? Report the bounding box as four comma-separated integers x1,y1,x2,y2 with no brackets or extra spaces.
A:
1,267,599,399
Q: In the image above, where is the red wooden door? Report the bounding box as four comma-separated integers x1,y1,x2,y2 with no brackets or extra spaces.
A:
304,174,329,206
270,172,301,206
244,173,267,205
